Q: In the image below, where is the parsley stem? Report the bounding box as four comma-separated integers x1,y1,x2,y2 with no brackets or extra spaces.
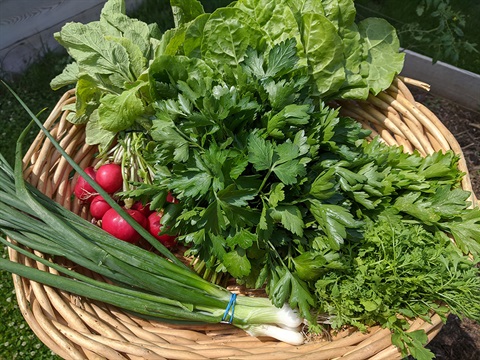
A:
258,168,274,194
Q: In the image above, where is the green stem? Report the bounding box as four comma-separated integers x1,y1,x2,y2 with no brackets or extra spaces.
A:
3,80,184,267
0,253,219,324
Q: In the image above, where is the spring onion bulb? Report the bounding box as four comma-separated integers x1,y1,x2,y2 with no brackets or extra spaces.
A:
243,324,305,345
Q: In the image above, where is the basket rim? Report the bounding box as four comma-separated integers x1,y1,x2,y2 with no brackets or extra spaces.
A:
7,76,478,360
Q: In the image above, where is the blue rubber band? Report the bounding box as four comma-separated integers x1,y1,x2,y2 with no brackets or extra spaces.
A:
221,293,237,324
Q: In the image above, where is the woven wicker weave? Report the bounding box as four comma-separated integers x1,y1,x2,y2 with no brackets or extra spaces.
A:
7,76,477,360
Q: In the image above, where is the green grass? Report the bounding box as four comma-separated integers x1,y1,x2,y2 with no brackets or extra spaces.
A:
0,1,478,359
0,51,70,166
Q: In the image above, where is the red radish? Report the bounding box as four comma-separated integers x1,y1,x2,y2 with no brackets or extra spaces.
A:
74,166,97,203
147,211,177,248
102,208,147,243
166,192,179,204
96,163,123,194
89,195,112,219
132,201,153,217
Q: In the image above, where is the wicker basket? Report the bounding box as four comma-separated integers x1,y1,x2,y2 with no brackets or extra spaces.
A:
8,76,477,360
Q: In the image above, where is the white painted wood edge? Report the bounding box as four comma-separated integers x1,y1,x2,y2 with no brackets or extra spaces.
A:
0,0,106,46
400,49,480,113
0,0,144,74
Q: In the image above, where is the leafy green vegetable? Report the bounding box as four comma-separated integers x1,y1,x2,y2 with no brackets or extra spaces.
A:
52,0,406,138
202,7,267,67
51,0,161,150
50,0,406,165
358,17,406,95
170,0,205,27
47,1,480,358
98,81,146,132
229,0,404,99
300,11,346,96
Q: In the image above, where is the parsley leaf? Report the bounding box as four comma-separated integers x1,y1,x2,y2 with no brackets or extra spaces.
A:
248,133,274,171
308,200,362,250
441,208,480,256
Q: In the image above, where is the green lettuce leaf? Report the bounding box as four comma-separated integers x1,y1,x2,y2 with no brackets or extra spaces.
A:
201,7,267,67
300,12,345,96
358,17,405,95
321,0,356,29
235,0,303,48
170,0,205,27
183,13,210,58
98,81,146,132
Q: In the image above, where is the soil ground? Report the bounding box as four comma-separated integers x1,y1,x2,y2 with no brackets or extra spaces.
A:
410,89,480,360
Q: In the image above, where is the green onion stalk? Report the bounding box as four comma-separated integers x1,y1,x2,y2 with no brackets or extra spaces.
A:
96,130,156,209
0,82,305,345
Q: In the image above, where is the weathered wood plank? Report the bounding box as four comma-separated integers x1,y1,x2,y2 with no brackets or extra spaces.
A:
0,0,143,74
400,50,480,113
1,0,104,47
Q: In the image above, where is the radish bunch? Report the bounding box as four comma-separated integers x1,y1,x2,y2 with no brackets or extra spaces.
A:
73,163,177,248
